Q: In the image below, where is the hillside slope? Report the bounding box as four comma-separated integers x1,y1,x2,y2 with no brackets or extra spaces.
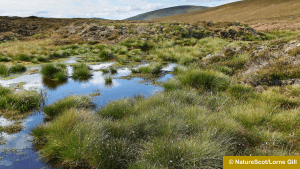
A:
126,5,208,21
153,0,300,24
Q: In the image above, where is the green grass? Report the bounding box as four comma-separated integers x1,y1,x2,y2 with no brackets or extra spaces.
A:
177,69,231,91
257,61,300,80
18,53,31,61
0,85,11,96
72,63,92,79
0,63,9,76
37,55,49,62
0,90,42,112
43,95,94,118
3,123,23,134
163,78,181,91
33,89,236,168
109,66,117,74
228,84,256,100
9,64,26,73
0,56,11,62
288,47,300,56
99,68,109,73
32,73,300,169
136,62,163,75
41,63,68,81
104,75,113,85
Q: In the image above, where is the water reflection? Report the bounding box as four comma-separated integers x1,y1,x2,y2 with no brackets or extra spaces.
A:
42,78,68,90
72,76,93,83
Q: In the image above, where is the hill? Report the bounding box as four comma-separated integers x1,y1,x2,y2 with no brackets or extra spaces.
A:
126,5,208,21
153,0,300,30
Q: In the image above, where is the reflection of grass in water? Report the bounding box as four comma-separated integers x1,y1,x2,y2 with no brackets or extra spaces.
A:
73,76,92,83
42,77,68,90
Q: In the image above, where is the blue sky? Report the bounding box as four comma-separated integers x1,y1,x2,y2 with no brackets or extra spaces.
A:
0,0,241,20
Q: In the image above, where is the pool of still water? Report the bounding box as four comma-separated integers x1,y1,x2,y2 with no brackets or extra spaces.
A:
0,60,177,169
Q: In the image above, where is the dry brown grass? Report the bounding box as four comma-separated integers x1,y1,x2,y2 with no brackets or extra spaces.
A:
154,0,300,30
0,39,55,55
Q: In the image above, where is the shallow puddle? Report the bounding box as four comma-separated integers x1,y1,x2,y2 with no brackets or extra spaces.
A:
0,61,176,168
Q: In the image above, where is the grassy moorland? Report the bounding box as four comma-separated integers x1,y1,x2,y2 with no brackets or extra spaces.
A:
154,0,300,30
126,5,208,21
1,15,300,168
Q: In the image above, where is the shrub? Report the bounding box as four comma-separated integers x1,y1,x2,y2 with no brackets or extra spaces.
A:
9,64,26,73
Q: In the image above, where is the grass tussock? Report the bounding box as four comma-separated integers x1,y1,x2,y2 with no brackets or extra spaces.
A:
9,64,27,73
33,90,236,168
41,63,68,81
72,63,92,79
0,90,43,113
177,69,231,91
104,75,113,85
32,77,300,168
0,63,9,76
132,62,163,75
43,95,94,118
3,123,23,134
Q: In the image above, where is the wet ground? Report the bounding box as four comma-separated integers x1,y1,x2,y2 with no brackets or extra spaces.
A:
0,58,177,169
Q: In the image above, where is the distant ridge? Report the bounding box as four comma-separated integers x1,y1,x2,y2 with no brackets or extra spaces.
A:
126,5,208,21
153,0,300,23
